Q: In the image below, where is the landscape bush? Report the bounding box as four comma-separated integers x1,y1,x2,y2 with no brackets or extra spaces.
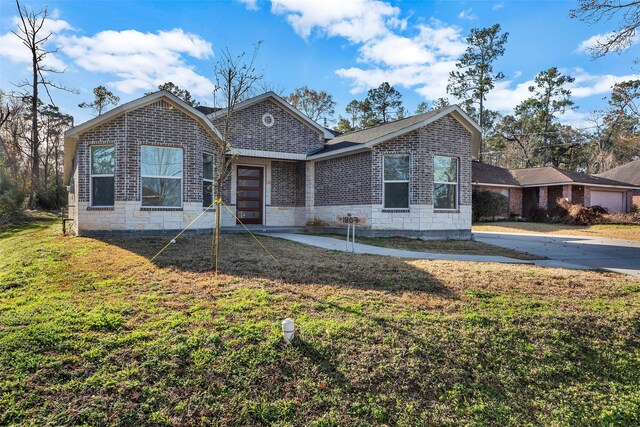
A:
0,168,25,223
527,205,548,222
547,198,640,226
472,189,509,222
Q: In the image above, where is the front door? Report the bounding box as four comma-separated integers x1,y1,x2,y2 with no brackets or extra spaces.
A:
236,166,263,225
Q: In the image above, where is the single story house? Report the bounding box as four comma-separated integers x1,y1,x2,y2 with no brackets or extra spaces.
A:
472,161,638,217
596,159,640,208
64,90,481,239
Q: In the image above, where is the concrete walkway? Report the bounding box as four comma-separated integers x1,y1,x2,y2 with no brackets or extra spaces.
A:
474,231,640,277
262,233,591,271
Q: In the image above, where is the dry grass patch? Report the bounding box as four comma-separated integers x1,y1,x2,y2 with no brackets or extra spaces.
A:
1,217,640,426
326,234,542,260
474,221,640,241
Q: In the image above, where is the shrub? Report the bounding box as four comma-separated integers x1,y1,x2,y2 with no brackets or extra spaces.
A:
36,186,67,210
472,189,509,222
527,206,548,222
549,198,604,226
0,168,25,222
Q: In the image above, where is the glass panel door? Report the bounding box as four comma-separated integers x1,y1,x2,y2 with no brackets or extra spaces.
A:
236,166,263,225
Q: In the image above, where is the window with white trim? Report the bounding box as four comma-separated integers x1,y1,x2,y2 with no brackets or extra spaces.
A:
141,146,183,207
91,145,115,206
433,156,458,210
383,154,410,209
203,153,214,207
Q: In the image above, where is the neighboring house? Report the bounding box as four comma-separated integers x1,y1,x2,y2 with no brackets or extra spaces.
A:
472,161,637,217
596,159,640,208
64,90,480,239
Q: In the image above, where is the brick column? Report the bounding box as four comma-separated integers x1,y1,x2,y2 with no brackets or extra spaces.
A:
562,184,572,203
584,186,591,207
305,161,315,223
538,186,548,209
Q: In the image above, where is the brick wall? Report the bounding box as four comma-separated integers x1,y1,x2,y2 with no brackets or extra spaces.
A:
271,161,306,207
212,99,324,155
315,115,472,209
371,115,472,207
314,152,372,206
76,100,219,204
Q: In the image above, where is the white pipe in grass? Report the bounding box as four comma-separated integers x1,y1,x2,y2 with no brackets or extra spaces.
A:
282,318,295,343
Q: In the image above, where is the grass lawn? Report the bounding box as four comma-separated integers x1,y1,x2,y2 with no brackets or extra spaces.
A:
1,215,640,426
326,234,542,260
474,221,640,241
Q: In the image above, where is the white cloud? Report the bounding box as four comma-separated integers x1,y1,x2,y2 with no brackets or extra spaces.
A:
237,0,259,11
575,31,640,54
0,16,72,70
59,28,215,95
270,0,400,43
415,22,466,59
458,8,477,20
359,34,435,66
492,2,505,11
569,68,640,98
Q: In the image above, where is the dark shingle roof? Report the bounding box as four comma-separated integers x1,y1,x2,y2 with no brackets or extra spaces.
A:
472,161,519,186
324,108,446,146
325,127,342,137
510,166,634,187
195,106,220,115
596,160,640,185
472,162,637,188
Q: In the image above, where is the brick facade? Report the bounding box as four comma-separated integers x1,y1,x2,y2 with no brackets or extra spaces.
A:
212,99,324,155
370,116,472,207
67,93,477,237
314,152,372,206
76,100,219,204
271,161,306,207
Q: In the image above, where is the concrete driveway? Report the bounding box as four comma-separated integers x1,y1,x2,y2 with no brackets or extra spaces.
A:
474,231,640,277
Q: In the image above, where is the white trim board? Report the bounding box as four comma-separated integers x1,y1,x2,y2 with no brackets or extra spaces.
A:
307,105,481,161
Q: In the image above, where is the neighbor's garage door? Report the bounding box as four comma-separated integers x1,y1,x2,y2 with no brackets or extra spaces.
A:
590,190,625,212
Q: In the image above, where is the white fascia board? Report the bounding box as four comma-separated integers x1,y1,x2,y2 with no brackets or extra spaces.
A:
208,91,334,139
472,182,521,188
228,148,307,160
522,182,639,190
308,105,480,161
305,145,370,161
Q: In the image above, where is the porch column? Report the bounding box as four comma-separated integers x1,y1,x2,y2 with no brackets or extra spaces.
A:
562,185,572,203
305,161,315,223
538,186,548,209
584,186,591,207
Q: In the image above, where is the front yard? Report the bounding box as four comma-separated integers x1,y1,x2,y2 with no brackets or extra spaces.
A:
474,221,640,241
1,215,640,426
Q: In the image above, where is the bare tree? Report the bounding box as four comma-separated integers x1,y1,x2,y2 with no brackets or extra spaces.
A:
13,0,74,207
286,86,336,124
571,0,640,58
211,43,263,271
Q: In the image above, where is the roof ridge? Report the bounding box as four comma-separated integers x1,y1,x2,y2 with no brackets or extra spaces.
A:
327,107,447,143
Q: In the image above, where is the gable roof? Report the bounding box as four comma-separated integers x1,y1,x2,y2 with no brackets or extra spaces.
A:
63,90,222,185
207,91,334,139
308,105,481,160
472,161,519,186
596,159,640,185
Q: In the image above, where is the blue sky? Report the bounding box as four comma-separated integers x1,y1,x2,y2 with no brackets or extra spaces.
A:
1,0,638,127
